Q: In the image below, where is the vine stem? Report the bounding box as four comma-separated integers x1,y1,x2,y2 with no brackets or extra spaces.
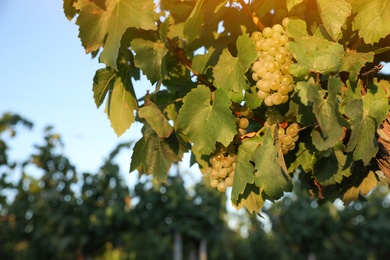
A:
165,35,215,90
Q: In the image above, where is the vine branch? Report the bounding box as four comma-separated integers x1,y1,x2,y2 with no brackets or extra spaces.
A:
237,0,265,31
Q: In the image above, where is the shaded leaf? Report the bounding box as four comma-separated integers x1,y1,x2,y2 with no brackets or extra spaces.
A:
308,76,347,151
130,124,180,182
131,39,168,84
138,102,173,138
252,128,293,201
93,68,116,108
345,82,389,165
231,136,261,204
340,51,374,82
233,183,264,214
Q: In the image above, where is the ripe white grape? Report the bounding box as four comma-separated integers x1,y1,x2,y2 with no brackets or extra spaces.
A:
217,182,227,192
210,179,219,188
251,21,295,107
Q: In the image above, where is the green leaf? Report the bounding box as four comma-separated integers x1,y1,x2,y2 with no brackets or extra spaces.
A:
345,82,389,165
244,88,263,109
138,102,173,138
175,86,237,154
286,0,304,11
252,128,293,201
352,0,390,44
316,0,352,41
231,136,261,204
76,0,157,70
286,133,316,173
233,183,264,214
92,68,116,108
342,171,378,205
130,123,179,182
131,39,168,84
287,20,344,77
314,146,353,186
308,76,347,151
340,51,374,82
183,0,204,43
105,68,138,137
213,34,257,93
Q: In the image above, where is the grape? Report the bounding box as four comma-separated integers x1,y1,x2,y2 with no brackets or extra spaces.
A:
251,31,263,41
240,106,252,117
218,168,228,178
217,182,227,192
238,117,250,129
281,74,294,85
258,80,272,92
278,85,290,95
281,135,293,146
210,169,218,179
282,17,289,28
210,179,219,188
258,89,269,99
264,95,273,106
271,93,283,105
222,157,232,167
286,123,299,136
213,161,222,170
262,27,273,38
275,53,286,63
225,177,234,187
278,128,285,137
272,24,284,34
252,72,259,81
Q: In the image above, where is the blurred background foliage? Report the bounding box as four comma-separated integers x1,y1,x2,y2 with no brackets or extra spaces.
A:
1,112,390,260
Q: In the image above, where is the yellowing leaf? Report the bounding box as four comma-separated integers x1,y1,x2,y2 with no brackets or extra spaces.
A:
105,70,137,137
342,171,378,205
316,0,352,41
352,0,390,44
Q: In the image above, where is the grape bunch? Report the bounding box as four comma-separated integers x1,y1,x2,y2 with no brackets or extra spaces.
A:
209,145,237,193
251,18,295,106
278,122,299,154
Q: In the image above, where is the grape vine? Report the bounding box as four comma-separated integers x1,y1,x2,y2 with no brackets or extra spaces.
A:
64,0,390,213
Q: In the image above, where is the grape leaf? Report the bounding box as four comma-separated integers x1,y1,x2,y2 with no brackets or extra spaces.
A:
316,0,352,41
130,123,179,182
233,183,264,214
183,0,204,43
352,0,390,44
131,39,168,84
342,171,378,205
287,20,344,77
252,128,293,201
340,51,374,82
314,145,353,186
105,68,138,137
76,0,157,70
138,102,173,138
286,133,316,173
345,82,389,165
244,88,263,109
63,0,78,21
286,0,305,11
92,68,116,108
175,86,237,154
307,76,347,151
231,136,261,204
213,34,257,93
